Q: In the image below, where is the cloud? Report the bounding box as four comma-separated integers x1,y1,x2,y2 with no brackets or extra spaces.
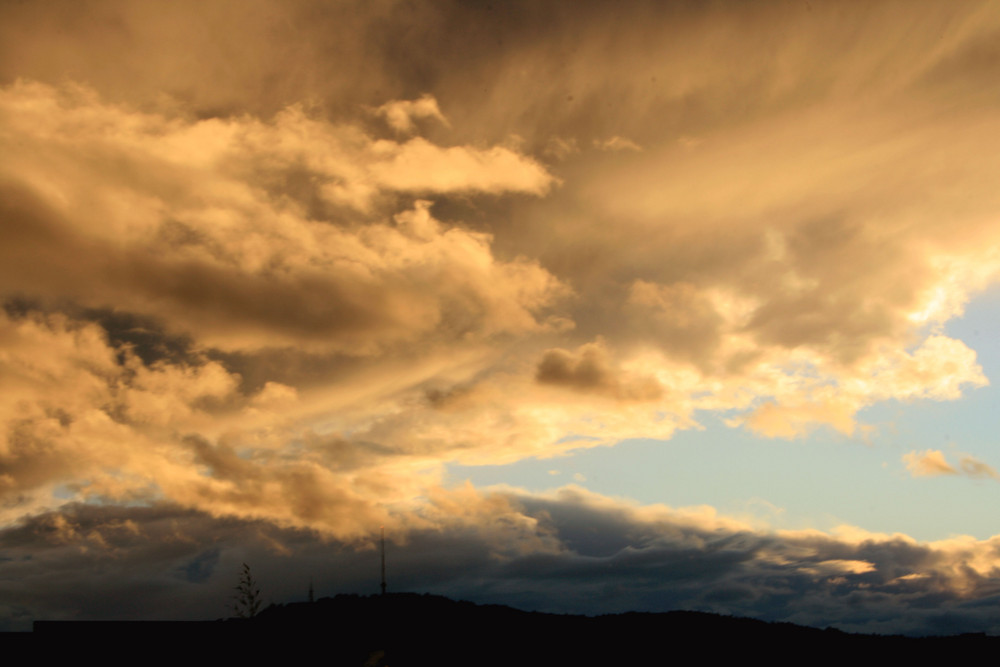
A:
623,281,726,370
535,339,663,401
0,2,996,463
0,80,578,538
2,1,1000,634
375,94,450,134
739,399,859,440
3,487,1000,636
0,82,564,354
593,136,641,152
729,335,987,439
959,456,1000,480
543,137,579,160
904,450,1000,481
904,450,958,477
371,138,556,197
13,63,994,525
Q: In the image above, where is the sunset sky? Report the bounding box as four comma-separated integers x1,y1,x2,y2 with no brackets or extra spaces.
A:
3,0,1000,635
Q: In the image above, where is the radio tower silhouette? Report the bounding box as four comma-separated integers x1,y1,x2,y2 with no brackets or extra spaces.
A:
380,525,387,595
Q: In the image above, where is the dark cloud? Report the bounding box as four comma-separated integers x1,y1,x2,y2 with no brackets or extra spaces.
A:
80,308,195,367
535,341,663,401
0,503,339,628
177,548,220,584
3,492,999,636
2,299,196,369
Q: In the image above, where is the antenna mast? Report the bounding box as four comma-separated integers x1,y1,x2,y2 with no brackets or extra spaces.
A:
380,525,387,595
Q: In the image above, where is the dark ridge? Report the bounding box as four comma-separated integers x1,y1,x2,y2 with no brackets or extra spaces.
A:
24,593,999,664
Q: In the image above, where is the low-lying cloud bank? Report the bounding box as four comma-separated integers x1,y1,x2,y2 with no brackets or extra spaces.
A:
2,487,999,636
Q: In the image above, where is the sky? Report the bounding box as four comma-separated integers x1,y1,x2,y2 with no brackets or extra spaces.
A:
2,0,1000,635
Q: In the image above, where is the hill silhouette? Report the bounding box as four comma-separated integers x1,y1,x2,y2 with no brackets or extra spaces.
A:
24,593,998,663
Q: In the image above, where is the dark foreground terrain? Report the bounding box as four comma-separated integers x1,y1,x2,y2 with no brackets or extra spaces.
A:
14,593,999,663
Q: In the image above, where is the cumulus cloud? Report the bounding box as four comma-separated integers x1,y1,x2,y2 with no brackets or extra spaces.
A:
0,75,573,537
0,82,563,354
728,335,987,439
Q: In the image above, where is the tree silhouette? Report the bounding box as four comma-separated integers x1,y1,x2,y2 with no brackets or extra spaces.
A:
233,562,262,618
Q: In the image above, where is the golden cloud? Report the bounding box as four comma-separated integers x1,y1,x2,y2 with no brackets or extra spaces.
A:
904,449,1000,481
1,1,1000,547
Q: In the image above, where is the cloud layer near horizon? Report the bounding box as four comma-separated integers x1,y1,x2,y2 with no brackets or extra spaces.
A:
4,489,1000,636
3,0,1000,633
